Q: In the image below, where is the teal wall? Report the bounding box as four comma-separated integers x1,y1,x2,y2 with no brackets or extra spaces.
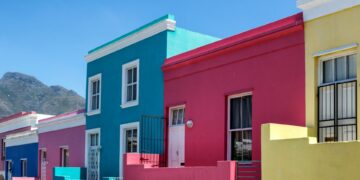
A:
85,19,219,178
53,167,87,180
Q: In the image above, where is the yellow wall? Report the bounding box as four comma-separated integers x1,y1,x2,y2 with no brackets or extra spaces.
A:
305,5,360,137
262,123,360,180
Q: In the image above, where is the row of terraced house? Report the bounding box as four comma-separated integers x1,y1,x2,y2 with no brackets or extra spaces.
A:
0,0,360,180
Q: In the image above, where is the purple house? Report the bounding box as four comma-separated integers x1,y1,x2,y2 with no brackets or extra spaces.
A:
37,109,85,180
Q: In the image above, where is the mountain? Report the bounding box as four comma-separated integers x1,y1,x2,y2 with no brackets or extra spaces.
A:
0,72,85,118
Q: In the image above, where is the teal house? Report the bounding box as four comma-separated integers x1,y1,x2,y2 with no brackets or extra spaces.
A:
84,14,218,180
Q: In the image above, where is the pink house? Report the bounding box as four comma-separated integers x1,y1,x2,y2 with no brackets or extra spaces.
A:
124,13,306,180
37,109,85,180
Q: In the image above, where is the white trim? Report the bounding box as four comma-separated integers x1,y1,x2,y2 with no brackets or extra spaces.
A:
227,92,253,160
87,74,102,116
85,128,101,168
5,131,38,147
297,0,360,21
37,113,85,133
85,19,176,63
119,122,139,179
121,59,140,109
0,114,53,133
313,43,358,57
168,105,186,126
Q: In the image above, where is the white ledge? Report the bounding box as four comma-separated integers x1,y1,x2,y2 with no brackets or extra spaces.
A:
313,43,358,57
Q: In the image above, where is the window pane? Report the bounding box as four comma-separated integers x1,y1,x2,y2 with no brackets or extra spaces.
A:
127,69,133,84
133,67,137,82
178,109,184,124
336,57,347,81
92,81,97,95
132,129,138,152
323,60,334,83
230,98,241,129
241,96,252,128
348,54,357,79
132,84,137,101
96,95,100,109
231,130,252,161
126,130,132,152
127,85,133,102
172,109,178,125
91,96,97,110
96,80,100,94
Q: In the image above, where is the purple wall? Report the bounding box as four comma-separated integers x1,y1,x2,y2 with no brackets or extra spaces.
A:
38,125,85,180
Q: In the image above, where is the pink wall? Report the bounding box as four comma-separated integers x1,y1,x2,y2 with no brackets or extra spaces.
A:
38,126,85,180
163,14,305,166
0,127,31,171
124,154,236,180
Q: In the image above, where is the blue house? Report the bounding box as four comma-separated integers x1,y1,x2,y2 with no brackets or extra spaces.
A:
84,14,219,179
5,130,38,180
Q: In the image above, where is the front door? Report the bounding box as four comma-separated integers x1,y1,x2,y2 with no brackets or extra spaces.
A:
88,133,100,180
40,150,47,180
168,105,185,167
5,160,12,180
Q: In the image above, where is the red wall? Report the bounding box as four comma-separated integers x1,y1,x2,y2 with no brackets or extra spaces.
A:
163,16,305,166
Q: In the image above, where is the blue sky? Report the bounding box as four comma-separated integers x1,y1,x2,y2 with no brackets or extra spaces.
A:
0,0,300,97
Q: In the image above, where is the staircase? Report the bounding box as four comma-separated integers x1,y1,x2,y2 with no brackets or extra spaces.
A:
237,161,261,180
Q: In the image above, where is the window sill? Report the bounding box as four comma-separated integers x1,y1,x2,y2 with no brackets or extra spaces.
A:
121,101,138,109
87,110,101,116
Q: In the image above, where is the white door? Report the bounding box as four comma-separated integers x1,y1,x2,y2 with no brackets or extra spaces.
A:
40,150,47,180
168,106,185,167
88,133,100,180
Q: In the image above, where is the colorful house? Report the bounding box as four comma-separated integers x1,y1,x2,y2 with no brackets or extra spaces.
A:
0,112,52,180
262,0,360,179
37,109,85,180
123,13,305,180
84,14,219,179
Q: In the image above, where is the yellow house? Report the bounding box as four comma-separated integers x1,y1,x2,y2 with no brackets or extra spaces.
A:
262,0,360,179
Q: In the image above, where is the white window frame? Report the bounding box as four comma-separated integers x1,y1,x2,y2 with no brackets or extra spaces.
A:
20,158,27,177
318,51,357,86
227,92,252,160
84,128,101,168
87,74,102,116
119,122,139,180
169,105,186,127
60,146,69,167
121,59,140,109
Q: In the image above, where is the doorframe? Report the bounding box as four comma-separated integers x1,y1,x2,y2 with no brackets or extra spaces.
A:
38,148,47,180
226,92,252,160
167,104,186,167
85,128,101,180
5,159,12,180
119,122,139,180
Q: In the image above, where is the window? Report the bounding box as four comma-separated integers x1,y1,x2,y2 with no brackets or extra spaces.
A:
170,107,185,126
60,147,69,167
1,138,5,160
228,94,252,161
125,128,138,153
318,54,357,142
90,133,99,147
21,159,27,177
121,60,139,108
88,74,101,115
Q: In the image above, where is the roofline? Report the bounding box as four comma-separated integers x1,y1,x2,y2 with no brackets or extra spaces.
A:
162,13,303,71
39,109,85,123
85,14,176,63
0,111,36,123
